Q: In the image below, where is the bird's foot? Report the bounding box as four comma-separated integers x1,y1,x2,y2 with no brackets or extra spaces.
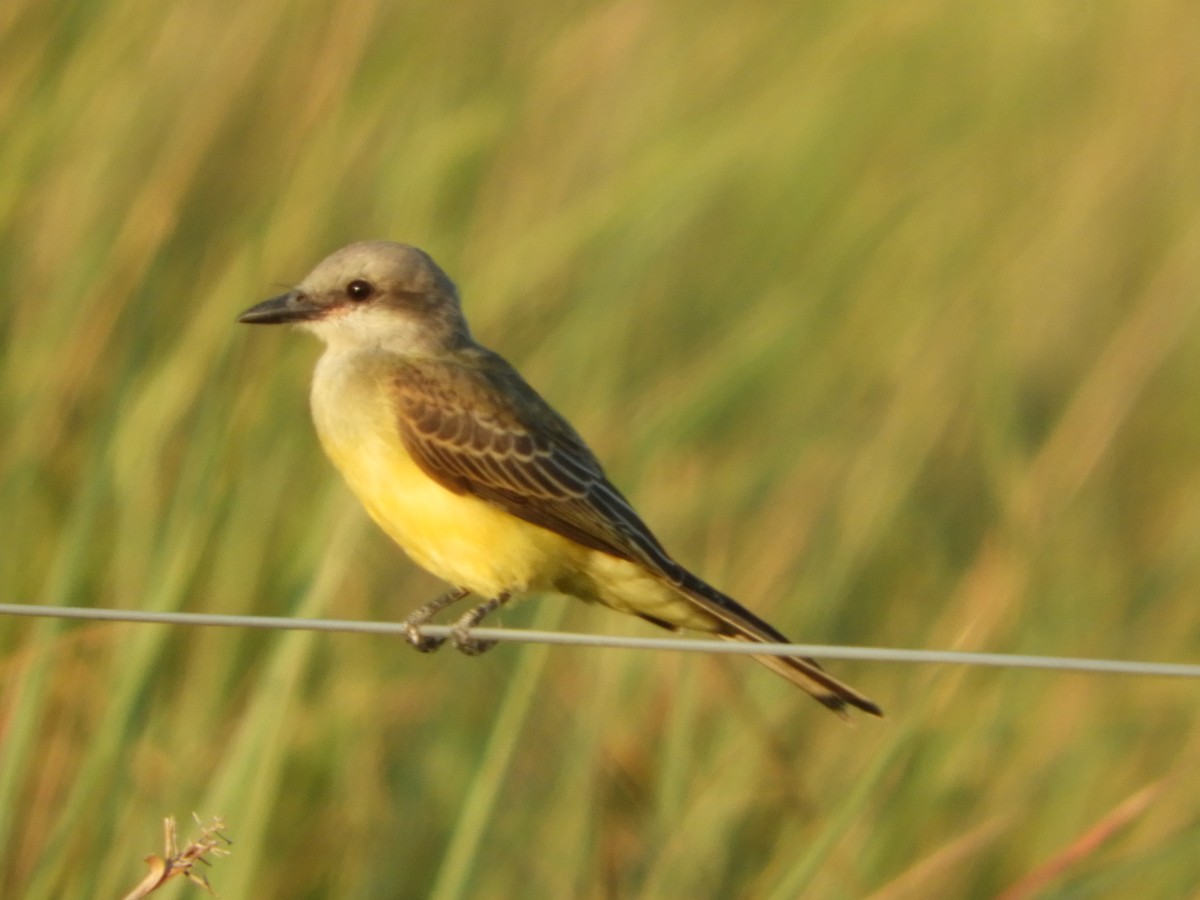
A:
448,593,511,656
402,587,470,652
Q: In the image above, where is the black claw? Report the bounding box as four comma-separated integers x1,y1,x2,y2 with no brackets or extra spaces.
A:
404,624,446,652
450,630,497,656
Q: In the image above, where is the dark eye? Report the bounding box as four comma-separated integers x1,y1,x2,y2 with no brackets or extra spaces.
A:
346,279,374,301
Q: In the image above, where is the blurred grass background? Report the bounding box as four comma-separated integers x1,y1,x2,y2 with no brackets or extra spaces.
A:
3,0,1200,897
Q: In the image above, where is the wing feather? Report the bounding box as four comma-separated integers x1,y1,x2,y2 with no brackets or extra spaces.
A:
391,352,669,566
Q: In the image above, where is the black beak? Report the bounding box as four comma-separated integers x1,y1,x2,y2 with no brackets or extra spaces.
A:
237,291,324,325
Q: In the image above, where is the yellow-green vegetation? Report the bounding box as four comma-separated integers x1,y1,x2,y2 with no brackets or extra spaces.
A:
3,2,1200,897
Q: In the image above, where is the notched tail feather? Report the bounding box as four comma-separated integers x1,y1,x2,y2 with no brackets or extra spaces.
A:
722,632,883,719
666,568,883,719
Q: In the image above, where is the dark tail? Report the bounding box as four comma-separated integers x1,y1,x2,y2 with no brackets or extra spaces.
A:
669,568,882,719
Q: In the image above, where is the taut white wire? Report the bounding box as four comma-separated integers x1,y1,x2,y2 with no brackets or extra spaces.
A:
1,603,1198,679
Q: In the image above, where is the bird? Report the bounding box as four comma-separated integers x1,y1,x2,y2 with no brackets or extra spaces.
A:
238,241,881,718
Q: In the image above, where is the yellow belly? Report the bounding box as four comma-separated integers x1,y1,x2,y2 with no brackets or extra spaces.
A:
336,436,587,596
309,351,581,597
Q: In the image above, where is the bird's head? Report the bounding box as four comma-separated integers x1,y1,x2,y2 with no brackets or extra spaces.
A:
238,241,471,355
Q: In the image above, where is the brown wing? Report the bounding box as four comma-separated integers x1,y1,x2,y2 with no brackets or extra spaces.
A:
391,350,678,573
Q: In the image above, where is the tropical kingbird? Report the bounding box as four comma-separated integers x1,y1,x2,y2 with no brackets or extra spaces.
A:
238,241,880,718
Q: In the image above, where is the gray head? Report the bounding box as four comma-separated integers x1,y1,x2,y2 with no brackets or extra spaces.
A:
238,241,472,355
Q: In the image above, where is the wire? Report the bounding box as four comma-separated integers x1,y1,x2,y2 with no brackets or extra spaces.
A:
1,602,1198,679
